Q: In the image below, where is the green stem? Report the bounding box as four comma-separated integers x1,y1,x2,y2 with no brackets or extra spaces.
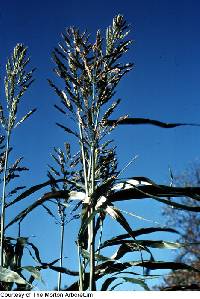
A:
89,144,96,291
77,110,89,290
77,110,89,196
0,129,11,267
89,207,95,290
88,75,97,291
87,108,100,182
58,213,65,291
77,243,83,291
89,145,96,291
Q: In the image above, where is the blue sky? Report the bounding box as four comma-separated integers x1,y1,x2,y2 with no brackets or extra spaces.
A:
1,0,200,291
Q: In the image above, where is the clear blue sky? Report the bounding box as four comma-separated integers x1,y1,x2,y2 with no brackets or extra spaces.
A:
1,0,200,291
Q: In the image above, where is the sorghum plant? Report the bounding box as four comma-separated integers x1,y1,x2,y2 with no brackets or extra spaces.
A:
47,15,200,290
2,15,200,291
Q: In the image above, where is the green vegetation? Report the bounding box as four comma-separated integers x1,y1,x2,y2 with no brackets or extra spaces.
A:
0,15,200,291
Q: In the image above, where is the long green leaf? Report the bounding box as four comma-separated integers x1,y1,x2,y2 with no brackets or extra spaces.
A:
109,282,124,291
104,205,154,260
82,249,116,263
101,277,118,291
106,117,200,128
27,241,43,264
45,265,78,276
96,260,133,276
25,247,79,277
104,240,200,261
133,240,200,249
5,190,70,229
6,178,82,208
121,276,150,290
100,227,179,249
105,205,149,242
108,185,200,211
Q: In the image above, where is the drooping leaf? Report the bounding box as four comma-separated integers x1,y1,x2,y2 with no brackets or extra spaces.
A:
112,177,154,191
96,260,132,276
44,265,78,276
104,240,199,262
114,240,156,261
132,240,200,250
105,205,142,241
82,249,115,263
101,277,118,291
6,178,80,208
96,259,200,281
26,241,43,264
99,227,179,250
108,185,200,212
5,190,70,229
109,282,124,291
120,276,150,291
106,117,200,128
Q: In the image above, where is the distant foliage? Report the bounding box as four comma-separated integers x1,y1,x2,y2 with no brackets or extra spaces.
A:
158,165,200,290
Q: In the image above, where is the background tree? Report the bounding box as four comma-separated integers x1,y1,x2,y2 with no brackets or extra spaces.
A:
157,164,200,290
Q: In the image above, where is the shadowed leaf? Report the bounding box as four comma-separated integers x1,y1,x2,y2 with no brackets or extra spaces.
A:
6,178,81,208
100,227,179,250
108,185,200,211
106,117,200,128
121,276,150,290
101,277,118,291
5,190,70,229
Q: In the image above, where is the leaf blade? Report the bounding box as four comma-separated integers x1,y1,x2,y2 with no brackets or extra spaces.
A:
0,267,26,284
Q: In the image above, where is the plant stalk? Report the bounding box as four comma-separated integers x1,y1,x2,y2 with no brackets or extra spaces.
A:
57,213,65,291
77,243,84,291
88,76,97,291
89,144,96,291
77,110,89,290
0,129,11,267
77,110,89,196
